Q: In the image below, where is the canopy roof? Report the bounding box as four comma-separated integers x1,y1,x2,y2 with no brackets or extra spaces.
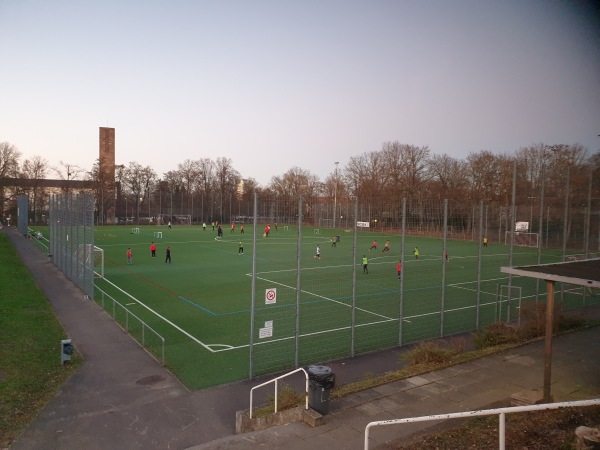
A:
501,258,600,289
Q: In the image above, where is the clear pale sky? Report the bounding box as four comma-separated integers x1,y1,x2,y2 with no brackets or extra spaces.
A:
1,1,599,186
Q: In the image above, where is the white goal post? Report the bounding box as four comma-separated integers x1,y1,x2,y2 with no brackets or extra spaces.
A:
78,244,104,278
504,231,539,248
319,218,333,228
93,246,104,278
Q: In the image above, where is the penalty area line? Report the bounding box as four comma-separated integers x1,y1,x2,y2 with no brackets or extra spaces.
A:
101,277,216,353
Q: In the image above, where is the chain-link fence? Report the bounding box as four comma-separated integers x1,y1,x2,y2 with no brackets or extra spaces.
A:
49,193,95,300
248,171,599,378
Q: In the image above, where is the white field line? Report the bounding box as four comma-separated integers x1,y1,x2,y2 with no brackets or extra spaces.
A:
101,277,216,353
254,275,395,322
212,316,402,352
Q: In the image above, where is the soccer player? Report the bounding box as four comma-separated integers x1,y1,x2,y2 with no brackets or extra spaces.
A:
370,240,377,251
483,236,488,247
381,240,390,253
445,250,450,262
240,224,245,234
414,247,420,261
127,247,133,265
314,245,321,260
331,235,340,247
396,260,402,279
239,241,244,254
362,255,368,274
203,222,206,231
150,242,157,258
165,246,171,264
231,221,235,233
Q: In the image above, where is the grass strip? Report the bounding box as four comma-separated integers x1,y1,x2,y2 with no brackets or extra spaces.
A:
0,232,80,448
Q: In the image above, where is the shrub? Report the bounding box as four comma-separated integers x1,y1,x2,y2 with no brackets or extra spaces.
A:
404,340,457,367
519,301,586,339
472,322,520,350
264,383,304,413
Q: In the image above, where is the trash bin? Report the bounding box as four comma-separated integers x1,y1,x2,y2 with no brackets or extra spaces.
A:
307,365,335,415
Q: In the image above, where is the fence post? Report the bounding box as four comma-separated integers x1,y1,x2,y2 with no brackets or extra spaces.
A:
499,412,506,450
294,196,303,367
440,199,448,337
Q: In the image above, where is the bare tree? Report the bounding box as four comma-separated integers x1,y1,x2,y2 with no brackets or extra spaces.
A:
177,159,200,218
51,161,86,194
427,154,469,200
344,151,385,198
467,151,511,203
0,142,22,220
214,157,240,222
268,166,318,200
398,144,431,198
196,158,215,221
21,155,49,225
88,158,115,225
122,162,157,225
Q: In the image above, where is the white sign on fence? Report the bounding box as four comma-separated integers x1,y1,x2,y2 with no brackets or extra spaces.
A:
357,221,370,228
515,221,529,232
259,320,273,338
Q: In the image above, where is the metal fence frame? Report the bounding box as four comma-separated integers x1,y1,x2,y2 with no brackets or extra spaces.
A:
364,398,600,450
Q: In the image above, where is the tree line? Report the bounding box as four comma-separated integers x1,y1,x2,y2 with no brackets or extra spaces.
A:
0,140,598,226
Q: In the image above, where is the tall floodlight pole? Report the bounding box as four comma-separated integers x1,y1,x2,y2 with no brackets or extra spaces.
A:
333,162,339,229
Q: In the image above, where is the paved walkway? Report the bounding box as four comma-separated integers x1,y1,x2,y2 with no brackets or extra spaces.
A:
7,228,600,450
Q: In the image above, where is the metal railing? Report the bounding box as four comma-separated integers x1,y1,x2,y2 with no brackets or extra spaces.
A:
249,368,309,419
28,227,50,255
95,286,166,364
364,398,600,450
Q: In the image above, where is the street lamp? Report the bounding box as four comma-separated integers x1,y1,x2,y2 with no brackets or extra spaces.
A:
333,162,339,229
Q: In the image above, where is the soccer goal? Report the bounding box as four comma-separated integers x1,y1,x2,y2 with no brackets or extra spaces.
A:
174,215,192,225
319,218,333,228
504,231,539,248
132,227,140,234
154,231,163,239
93,246,105,278
78,244,104,278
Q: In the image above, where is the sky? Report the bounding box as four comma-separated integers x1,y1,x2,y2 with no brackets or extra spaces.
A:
1,0,599,186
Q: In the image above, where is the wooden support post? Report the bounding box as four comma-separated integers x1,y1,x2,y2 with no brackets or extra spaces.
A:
543,280,555,403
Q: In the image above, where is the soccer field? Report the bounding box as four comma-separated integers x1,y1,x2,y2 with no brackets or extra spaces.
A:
89,224,595,389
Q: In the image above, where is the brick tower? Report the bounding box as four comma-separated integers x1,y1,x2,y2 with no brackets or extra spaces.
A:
99,127,116,223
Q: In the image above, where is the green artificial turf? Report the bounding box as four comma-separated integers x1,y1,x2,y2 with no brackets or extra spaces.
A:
74,224,597,389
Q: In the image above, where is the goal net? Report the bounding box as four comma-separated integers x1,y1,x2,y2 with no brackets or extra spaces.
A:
173,215,191,225
94,246,104,278
504,231,539,248
319,218,333,228
77,244,104,278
